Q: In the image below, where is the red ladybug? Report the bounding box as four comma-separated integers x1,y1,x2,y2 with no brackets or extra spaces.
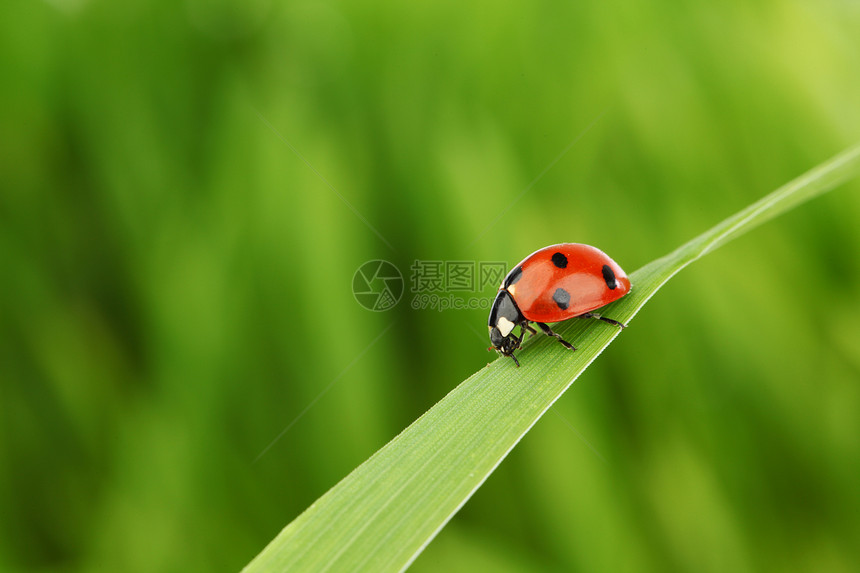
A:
488,243,632,366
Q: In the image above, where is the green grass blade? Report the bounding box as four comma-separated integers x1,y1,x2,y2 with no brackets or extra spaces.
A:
243,143,860,573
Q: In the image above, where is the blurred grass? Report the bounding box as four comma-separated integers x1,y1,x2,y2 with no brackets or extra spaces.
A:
1,1,860,572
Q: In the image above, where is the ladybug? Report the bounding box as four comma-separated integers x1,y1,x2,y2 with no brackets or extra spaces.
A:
488,243,632,366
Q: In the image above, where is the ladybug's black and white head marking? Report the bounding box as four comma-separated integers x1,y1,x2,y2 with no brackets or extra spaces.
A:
488,290,525,362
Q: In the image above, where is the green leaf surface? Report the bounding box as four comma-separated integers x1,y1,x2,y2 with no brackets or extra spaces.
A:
243,143,860,573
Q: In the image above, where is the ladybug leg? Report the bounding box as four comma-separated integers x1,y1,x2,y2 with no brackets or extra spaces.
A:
523,323,537,340
515,323,533,347
578,312,627,330
536,322,576,351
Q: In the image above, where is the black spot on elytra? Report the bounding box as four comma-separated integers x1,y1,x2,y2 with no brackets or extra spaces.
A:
553,288,571,310
602,265,617,290
504,266,523,288
551,252,568,268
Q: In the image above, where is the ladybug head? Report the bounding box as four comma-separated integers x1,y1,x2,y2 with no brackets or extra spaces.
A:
488,290,524,365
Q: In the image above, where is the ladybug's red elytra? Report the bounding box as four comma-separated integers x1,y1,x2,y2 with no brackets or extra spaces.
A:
488,243,632,366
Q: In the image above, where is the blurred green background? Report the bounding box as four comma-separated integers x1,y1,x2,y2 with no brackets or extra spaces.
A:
2,0,860,571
